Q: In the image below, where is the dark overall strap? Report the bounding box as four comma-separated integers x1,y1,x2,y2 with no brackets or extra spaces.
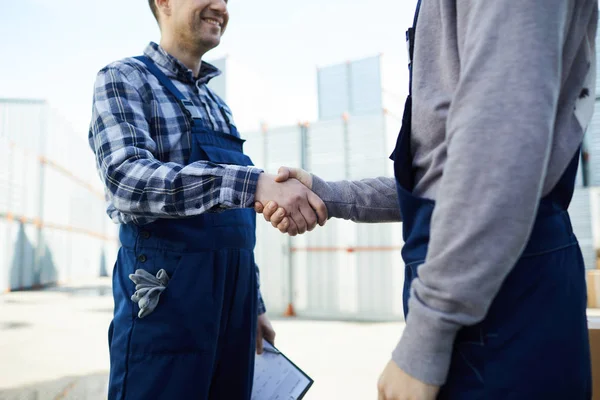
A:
406,0,422,95
134,55,202,121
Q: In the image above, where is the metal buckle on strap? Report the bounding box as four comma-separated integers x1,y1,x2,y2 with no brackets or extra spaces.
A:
406,27,415,67
181,99,202,120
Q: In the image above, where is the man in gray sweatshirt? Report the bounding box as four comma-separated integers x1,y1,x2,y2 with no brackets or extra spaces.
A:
257,0,598,398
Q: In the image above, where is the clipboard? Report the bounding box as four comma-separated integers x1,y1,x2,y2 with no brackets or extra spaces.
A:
252,339,314,400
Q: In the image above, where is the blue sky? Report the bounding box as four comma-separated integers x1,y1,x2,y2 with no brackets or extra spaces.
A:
1,0,417,132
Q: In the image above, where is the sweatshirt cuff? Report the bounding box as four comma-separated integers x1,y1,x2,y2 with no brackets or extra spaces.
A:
391,296,461,386
310,175,334,219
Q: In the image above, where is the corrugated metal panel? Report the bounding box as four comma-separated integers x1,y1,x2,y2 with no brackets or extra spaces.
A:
258,125,301,314
0,220,7,291
306,119,346,179
265,125,303,172
576,156,584,187
249,125,303,314
317,64,350,120
317,56,387,121
3,220,39,290
267,113,406,321
596,19,600,94
0,100,119,293
290,219,355,318
355,223,404,319
569,188,596,269
253,215,291,315
346,113,387,179
587,99,600,186
299,118,350,317
349,56,383,116
241,130,264,170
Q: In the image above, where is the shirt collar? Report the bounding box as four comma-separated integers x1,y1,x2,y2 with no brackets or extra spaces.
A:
143,41,221,85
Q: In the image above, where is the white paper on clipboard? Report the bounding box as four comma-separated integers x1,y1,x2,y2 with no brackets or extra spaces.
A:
251,339,313,400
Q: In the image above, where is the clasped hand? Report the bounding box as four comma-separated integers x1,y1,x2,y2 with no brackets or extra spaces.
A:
254,168,320,235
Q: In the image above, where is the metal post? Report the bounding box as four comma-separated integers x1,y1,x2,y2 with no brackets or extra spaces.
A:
284,123,308,318
342,112,350,180
34,104,48,287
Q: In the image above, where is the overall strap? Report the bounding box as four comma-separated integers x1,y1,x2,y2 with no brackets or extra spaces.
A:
406,0,422,95
134,55,202,121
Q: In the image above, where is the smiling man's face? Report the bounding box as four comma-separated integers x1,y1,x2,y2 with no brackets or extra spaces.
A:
164,0,229,54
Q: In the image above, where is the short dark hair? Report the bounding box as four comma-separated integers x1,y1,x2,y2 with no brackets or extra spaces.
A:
148,0,159,22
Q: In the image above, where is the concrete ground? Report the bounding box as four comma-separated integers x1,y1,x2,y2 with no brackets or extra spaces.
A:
0,278,405,400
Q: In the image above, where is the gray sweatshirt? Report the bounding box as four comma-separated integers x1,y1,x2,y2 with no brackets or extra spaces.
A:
311,0,598,386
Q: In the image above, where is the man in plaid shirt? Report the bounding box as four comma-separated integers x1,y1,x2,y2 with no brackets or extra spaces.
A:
88,0,327,398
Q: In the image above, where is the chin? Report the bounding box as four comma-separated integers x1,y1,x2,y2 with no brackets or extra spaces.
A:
199,38,221,51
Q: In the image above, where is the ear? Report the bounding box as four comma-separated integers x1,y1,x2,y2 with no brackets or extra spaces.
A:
155,0,172,18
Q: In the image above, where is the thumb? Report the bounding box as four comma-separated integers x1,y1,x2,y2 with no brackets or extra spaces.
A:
277,167,313,189
256,324,264,354
254,202,265,213
275,167,291,182
293,168,312,189
308,191,328,226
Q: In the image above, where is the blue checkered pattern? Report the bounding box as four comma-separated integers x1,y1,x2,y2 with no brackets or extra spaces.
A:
88,41,261,225
88,42,266,314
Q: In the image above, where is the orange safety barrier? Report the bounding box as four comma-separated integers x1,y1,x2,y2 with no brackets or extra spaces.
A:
7,139,104,201
39,156,105,201
0,212,117,243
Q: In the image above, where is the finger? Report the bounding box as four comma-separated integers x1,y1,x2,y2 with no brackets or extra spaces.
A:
298,199,318,232
256,328,263,354
254,202,264,214
277,217,290,233
290,208,308,235
264,327,276,345
275,167,291,182
278,217,290,233
290,168,313,189
277,167,301,183
308,191,328,226
286,218,299,236
262,201,278,222
269,207,286,227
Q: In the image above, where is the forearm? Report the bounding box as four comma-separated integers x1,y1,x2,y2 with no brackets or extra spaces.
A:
99,141,261,218
90,65,261,219
311,176,401,223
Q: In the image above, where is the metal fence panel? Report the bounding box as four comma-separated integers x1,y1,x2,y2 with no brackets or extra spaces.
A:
0,99,119,293
242,130,265,170
265,125,303,171
596,23,600,94
347,113,388,179
349,56,383,117
246,125,304,314
588,99,600,186
306,119,346,179
276,113,407,321
317,64,350,121
569,188,596,269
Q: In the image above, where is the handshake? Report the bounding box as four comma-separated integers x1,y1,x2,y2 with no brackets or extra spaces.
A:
254,167,326,236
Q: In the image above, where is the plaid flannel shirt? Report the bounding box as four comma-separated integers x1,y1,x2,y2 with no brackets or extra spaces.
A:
88,42,266,314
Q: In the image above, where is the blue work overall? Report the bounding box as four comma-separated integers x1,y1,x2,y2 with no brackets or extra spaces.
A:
390,1,592,398
107,56,258,400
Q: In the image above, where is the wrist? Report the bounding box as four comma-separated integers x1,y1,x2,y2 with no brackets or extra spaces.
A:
255,172,273,204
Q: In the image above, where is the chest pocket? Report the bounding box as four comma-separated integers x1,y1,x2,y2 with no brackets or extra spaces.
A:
199,144,254,167
189,131,255,167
